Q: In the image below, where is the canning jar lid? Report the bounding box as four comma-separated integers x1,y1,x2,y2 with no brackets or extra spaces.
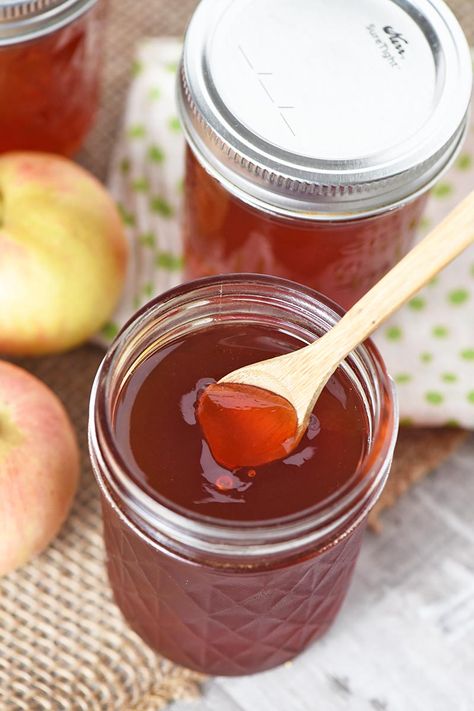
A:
0,0,97,44
178,0,472,219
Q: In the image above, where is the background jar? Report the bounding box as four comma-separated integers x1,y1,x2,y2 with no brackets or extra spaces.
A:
178,0,472,310
0,0,106,155
89,275,398,676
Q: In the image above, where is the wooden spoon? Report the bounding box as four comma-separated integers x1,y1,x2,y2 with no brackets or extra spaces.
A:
197,191,474,469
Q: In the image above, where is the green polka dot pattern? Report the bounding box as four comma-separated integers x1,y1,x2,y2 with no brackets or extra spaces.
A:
151,196,174,217
385,326,403,341
395,374,412,384
448,288,470,305
432,326,449,338
425,392,444,406
375,134,474,426
168,117,181,132
102,38,474,429
456,153,472,171
101,322,119,340
131,59,143,77
132,178,149,192
441,373,458,384
431,182,453,199
139,233,155,248
148,145,165,163
408,297,426,311
127,124,146,139
148,87,161,101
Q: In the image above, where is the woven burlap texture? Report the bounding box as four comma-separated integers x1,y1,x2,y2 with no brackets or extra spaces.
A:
0,1,472,709
0,347,204,711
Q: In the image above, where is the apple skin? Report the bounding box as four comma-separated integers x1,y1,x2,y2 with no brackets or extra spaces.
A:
0,360,79,576
0,152,128,355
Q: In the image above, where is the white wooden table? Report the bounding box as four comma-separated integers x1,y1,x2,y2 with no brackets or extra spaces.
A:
171,435,474,711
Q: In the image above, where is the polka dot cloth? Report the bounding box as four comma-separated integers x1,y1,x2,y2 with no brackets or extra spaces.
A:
107,39,185,331
104,39,474,429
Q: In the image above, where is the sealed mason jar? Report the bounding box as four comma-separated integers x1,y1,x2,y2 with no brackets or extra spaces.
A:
0,0,106,155
177,0,472,309
89,275,398,676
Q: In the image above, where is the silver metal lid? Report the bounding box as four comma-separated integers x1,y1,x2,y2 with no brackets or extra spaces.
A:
0,0,97,44
178,0,472,219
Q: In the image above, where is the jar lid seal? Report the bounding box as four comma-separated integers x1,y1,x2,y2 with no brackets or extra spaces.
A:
0,0,97,43
178,0,472,218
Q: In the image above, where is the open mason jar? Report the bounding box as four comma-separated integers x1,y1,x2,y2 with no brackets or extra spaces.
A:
178,0,472,309
89,275,398,676
0,0,106,155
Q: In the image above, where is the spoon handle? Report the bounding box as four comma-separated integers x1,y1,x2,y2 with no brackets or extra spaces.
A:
311,189,474,368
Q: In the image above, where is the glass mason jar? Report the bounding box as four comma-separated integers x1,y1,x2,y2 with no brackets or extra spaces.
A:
177,0,472,310
89,275,398,676
0,0,106,155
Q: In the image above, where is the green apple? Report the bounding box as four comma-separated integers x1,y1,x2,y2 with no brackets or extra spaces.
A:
0,360,79,576
0,152,128,355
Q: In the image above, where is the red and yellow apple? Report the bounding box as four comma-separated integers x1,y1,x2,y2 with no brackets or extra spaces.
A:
0,360,79,576
0,152,128,355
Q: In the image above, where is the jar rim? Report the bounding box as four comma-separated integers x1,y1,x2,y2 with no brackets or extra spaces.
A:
182,121,468,222
0,0,98,44
89,274,398,559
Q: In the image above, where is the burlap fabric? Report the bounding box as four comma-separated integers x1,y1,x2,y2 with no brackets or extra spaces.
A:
0,1,472,709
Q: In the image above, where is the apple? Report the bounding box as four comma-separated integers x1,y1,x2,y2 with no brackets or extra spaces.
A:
0,152,128,355
0,360,79,576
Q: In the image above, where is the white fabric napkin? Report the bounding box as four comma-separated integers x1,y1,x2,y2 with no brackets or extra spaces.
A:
105,38,474,429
